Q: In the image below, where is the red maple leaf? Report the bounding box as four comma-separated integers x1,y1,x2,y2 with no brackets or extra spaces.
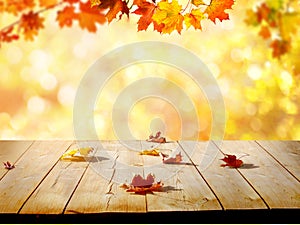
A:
0,26,19,44
204,0,235,23
160,151,183,164
19,11,44,40
133,0,157,31
220,154,243,168
270,39,291,59
147,131,166,143
97,0,129,23
121,173,163,194
3,161,15,170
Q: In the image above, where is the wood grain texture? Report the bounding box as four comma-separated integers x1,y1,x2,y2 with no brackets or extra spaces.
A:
256,140,300,181
0,140,299,215
0,140,73,213
217,140,300,208
144,141,221,211
179,141,267,209
65,140,146,213
0,141,33,179
19,141,98,214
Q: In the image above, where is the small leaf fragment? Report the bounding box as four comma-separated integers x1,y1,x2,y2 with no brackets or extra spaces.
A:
160,151,183,164
3,161,15,170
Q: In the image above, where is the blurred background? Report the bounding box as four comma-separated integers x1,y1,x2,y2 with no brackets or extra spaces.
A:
0,0,300,140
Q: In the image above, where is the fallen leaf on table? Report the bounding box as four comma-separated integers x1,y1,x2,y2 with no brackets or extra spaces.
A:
220,154,244,168
60,147,94,160
120,173,163,194
146,131,166,143
3,161,15,170
160,151,183,164
139,148,161,156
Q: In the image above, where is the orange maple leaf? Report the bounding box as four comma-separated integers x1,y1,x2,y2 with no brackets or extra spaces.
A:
96,0,129,23
152,0,184,34
0,26,19,44
184,8,205,30
56,6,78,27
77,1,106,32
258,25,271,39
19,11,44,41
256,3,271,23
204,0,234,23
5,0,35,15
39,0,57,7
133,0,157,31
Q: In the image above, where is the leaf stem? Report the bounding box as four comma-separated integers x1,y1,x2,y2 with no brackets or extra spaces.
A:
0,1,64,34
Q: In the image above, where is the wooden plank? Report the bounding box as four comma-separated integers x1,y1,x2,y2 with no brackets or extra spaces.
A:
217,140,300,208
256,141,300,181
143,141,221,211
0,141,33,179
0,140,73,213
179,141,267,210
19,141,99,214
65,140,146,213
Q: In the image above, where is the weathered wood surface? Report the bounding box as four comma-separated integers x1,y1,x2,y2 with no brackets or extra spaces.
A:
0,140,299,222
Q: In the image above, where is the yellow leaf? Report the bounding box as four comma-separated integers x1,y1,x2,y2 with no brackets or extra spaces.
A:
61,147,94,160
139,148,160,156
192,0,205,7
78,147,94,156
152,0,184,34
90,0,101,7
184,8,205,30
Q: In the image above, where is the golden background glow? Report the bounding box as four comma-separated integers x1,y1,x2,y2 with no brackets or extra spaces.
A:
1,0,300,140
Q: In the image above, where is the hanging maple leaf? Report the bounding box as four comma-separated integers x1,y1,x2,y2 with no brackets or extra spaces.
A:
3,161,15,170
19,11,45,40
133,0,158,31
184,8,205,30
0,26,19,44
56,6,78,28
258,25,271,39
152,0,184,34
220,154,243,168
39,0,57,8
204,0,235,23
192,0,205,7
121,173,163,194
77,1,106,32
270,39,291,59
5,0,35,15
93,0,129,23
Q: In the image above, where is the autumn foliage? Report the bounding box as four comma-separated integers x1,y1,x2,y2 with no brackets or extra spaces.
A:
244,0,300,60
0,0,235,45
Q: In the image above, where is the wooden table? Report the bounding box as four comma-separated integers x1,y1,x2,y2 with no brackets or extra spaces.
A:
0,140,299,223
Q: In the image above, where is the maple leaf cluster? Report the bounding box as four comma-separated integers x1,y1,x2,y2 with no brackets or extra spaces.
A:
244,1,300,59
0,0,235,45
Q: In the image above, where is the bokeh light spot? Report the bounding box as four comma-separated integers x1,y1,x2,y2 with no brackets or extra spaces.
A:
27,96,46,114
